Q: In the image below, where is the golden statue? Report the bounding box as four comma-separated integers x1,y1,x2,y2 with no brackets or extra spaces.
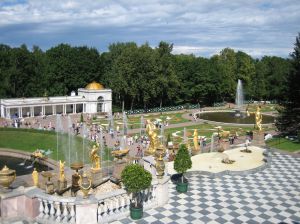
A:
90,145,101,170
193,129,200,151
246,105,263,131
59,160,66,182
145,119,160,155
32,168,39,187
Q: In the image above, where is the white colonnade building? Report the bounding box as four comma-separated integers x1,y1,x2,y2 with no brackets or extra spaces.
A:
0,81,112,119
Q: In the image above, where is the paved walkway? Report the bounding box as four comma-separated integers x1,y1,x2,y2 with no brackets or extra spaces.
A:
113,151,300,223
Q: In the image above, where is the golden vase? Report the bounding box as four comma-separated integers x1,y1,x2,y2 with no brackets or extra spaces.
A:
0,165,16,189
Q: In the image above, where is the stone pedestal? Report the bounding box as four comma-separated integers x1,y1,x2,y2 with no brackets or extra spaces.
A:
253,131,265,146
45,181,54,194
112,159,127,180
90,168,102,187
155,176,170,206
57,179,67,192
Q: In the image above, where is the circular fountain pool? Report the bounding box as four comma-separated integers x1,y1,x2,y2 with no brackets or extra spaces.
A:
0,156,52,176
199,112,275,124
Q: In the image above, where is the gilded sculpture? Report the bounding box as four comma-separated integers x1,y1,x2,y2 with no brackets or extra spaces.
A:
32,168,39,187
59,160,66,182
246,105,263,131
90,144,101,170
145,119,160,155
193,129,200,151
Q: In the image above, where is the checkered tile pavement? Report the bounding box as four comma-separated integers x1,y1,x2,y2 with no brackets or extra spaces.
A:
112,152,300,223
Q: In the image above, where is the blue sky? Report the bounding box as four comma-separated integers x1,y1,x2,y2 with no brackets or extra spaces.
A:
0,0,299,58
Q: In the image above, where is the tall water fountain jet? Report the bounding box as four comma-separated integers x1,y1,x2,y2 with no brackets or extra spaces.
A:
123,111,128,136
55,115,63,162
67,116,73,165
160,123,164,145
183,128,188,145
108,111,114,132
210,133,215,152
140,115,144,136
235,79,244,110
82,123,87,163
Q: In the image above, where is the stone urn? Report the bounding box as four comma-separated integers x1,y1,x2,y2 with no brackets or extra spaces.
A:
79,173,92,198
0,165,16,189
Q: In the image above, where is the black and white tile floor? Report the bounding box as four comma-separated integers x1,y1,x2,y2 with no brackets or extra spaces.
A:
113,152,300,223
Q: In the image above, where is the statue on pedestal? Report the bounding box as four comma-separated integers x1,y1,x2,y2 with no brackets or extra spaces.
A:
246,105,263,131
90,144,101,170
59,160,66,182
145,120,160,155
32,168,39,187
193,129,200,152
57,160,67,192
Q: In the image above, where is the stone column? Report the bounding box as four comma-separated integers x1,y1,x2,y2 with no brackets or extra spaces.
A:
63,104,66,114
42,105,45,116
6,108,10,119
18,107,22,118
52,105,56,115
30,107,34,117
73,104,76,114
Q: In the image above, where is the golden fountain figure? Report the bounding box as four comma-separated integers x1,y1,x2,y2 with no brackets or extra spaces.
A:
145,119,160,155
246,105,263,131
193,129,200,152
57,160,67,191
90,145,101,170
32,168,39,187
59,160,66,182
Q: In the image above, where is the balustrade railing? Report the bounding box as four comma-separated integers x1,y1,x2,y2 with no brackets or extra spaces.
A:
32,177,161,224
36,195,76,224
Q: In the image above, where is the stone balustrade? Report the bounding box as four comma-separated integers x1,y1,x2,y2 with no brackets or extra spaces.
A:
0,175,168,224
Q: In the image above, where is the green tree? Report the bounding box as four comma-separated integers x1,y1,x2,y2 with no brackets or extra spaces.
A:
174,144,192,182
121,164,152,207
0,44,12,98
276,33,300,135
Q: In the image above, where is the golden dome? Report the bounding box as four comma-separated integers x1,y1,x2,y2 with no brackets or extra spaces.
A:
85,81,104,90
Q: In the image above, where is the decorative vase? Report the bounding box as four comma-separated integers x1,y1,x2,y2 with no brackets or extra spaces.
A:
155,158,165,178
0,165,16,189
79,173,92,198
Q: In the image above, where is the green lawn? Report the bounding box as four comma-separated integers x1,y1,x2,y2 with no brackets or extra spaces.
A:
92,112,189,130
266,138,300,152
246,104,278,112
163,123,274,141
0,128,112,165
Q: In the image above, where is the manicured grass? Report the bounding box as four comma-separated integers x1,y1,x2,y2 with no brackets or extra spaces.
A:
93,112,189,130
266,138,300,152
0,128,113,164
246,104,278,112
164,124,275,144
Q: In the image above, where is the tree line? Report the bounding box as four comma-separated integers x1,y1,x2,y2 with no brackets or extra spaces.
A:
0,41,292,110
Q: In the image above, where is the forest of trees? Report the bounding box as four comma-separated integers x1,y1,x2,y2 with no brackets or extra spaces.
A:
0,41,292,110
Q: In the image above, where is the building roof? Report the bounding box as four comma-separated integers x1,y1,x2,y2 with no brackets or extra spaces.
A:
85,81,104,90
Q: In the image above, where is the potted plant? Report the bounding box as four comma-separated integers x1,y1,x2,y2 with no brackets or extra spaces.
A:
174,144,192,193
121,164,152,220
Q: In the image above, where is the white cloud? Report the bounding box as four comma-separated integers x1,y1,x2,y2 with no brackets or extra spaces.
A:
0,0,299,57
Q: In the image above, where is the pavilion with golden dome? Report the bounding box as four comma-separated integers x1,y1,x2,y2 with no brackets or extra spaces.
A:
0,81,112,118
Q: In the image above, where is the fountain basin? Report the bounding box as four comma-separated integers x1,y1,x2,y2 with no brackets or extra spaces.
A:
0,152,53,176
198,111,274,124
167,146,267,174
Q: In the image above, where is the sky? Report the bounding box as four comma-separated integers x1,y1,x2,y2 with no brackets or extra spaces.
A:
0,0,299,58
